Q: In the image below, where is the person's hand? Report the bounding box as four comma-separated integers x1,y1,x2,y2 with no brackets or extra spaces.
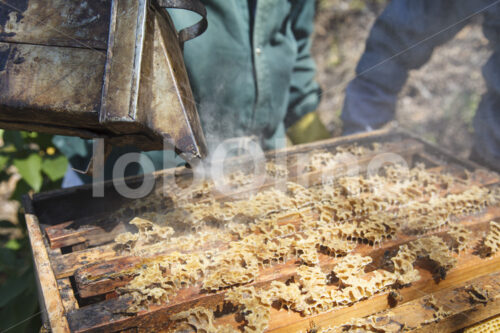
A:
287,112,331,145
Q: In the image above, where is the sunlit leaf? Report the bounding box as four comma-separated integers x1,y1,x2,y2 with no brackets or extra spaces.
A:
0,130,46,332
21,131,37,139
13,154,43,192
41,155,68,182
4,239,21,251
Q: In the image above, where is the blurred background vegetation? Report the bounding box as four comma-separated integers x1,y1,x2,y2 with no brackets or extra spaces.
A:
0,131,67,332
0,0,490,331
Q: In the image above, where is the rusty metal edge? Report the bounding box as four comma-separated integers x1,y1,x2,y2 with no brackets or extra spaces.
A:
24,195,71,333
99,0,118,124
129,0,148,121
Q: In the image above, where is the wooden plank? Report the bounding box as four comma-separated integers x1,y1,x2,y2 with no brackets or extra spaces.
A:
46,222,93,249
51,243,118,279
413,152,442,167
46,247,80,313
57,278,79,313
45,217,128,249
25,213,70,333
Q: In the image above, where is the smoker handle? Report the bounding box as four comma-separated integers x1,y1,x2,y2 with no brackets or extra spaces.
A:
156,0,208,44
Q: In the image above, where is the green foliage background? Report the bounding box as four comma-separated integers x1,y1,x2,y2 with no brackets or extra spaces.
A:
0,130,68,333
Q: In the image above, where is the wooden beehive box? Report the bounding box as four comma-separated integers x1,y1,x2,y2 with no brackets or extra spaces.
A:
24,129,500,332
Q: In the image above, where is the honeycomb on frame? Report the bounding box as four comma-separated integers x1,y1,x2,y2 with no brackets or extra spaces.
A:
106,146,498,330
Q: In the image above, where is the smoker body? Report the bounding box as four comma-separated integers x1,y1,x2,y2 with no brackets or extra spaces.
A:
0,0,208,158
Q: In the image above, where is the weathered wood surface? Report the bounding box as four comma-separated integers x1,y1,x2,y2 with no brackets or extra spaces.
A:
412,273,500,333
26,213,70,333
45,217,128,249
47,247,80,314
57,278,79,313
46,221,95,249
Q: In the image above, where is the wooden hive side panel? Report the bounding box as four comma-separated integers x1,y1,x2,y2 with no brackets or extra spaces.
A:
25,213,70,333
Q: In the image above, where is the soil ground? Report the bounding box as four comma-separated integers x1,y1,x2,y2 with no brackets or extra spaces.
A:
312,0,492,159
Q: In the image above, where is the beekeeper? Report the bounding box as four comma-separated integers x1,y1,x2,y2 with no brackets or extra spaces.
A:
341,0,500,172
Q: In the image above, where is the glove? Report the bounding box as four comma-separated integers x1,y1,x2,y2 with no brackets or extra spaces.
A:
287,111,331,145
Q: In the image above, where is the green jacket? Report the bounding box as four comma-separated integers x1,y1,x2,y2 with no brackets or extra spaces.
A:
55,0,321,181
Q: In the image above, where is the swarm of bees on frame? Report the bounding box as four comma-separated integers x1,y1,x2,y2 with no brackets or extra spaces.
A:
110,144,500,332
